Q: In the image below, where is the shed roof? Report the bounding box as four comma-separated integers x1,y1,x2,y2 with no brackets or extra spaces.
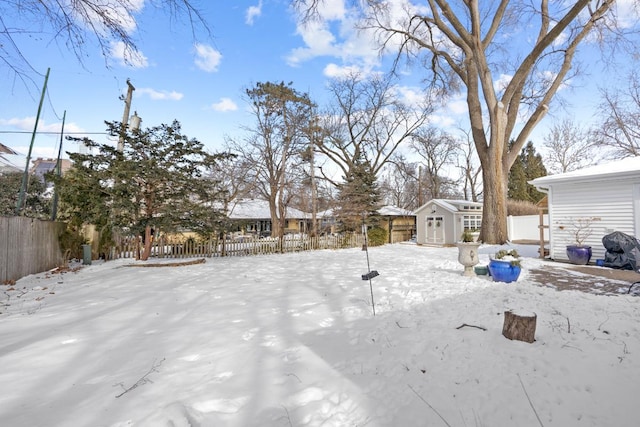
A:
414,199,483,214
530,156,640,188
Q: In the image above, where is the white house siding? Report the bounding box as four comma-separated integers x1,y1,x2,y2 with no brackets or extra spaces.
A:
549,180,638,262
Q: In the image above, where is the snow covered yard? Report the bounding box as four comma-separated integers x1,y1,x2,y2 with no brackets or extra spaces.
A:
1,244,639,426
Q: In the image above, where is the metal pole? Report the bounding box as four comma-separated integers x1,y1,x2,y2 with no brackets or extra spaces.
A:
16,67,50,215
117,79,135,152
310,117,318,237
51,110,66,221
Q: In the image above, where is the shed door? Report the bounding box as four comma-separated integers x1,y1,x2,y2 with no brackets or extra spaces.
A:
425,216,445,244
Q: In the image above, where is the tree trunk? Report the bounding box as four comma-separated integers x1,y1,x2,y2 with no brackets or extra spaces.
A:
480,163,509,244
268,193,281,238
502,310,537,343
140,225,152,261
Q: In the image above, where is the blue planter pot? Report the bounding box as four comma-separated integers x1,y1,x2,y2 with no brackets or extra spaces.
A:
566,245,592,265
488,259,521,283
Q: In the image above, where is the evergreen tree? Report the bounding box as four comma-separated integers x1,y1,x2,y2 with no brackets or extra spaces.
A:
335,156,381,232
0,172,50,218
53,120,230,259
508,141,548,203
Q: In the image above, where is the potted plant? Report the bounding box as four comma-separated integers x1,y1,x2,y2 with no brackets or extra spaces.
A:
469,228,481,242
488,249,522,283
456,230,482,276
564,217,599,265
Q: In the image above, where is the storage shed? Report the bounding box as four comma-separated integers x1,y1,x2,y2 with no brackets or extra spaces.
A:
414,199,483,245
378,205,416,243
529,157,640,263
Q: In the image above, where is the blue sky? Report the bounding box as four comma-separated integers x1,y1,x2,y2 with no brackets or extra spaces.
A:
0,1,637,170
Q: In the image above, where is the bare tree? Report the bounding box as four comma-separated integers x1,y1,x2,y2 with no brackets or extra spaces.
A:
543,118,599,174
456,128,482,202
379,155,420,210
410,126,459,200
316,71,431,186
1,1,208,82
592,72,640,159
230,81,313,239
294,1,630,243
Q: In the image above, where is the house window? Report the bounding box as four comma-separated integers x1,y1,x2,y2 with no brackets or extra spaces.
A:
463,215,482,230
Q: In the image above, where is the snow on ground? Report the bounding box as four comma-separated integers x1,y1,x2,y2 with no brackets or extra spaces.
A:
1,243,639,427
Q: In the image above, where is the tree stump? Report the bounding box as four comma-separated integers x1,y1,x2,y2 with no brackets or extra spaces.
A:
502,310,537,343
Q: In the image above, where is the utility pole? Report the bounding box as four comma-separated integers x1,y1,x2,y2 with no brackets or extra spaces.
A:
16,67,50,216
51,110,66,221
417,165,423,207
117,79,135,152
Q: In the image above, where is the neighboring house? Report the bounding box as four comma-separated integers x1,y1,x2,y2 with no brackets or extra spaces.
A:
30,157,71,181
378,205,416,243
414,199,483,245
529,157,640,262
226,199,309,237
0,143,20,174
315,205,416,243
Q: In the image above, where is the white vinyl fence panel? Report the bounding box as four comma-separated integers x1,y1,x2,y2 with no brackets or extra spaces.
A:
507,214,548,242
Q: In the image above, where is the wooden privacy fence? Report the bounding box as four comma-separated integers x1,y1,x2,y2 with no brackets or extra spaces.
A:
0,216,64,283
112,234,367,259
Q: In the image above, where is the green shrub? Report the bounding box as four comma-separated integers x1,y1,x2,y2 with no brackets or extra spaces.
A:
367,227,387,246
58,224,86,261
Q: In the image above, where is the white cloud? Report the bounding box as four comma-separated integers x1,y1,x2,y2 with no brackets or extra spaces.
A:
0,117,35,131
194,43,222,72
136,88,184,101
311,0,347,20
428,113,456,128
495,74,513,93
109,41,148,68
612,0,639,29
323,63,362,78
286,0,382,67
448,99,469,115
394,85,429,107
0,117,84,134
245,1,263,25
76,0,144,36
210,98,238,112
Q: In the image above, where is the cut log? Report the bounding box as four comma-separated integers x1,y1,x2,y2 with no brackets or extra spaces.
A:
502,310,537,343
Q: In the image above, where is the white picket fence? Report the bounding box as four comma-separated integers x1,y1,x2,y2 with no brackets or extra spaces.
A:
112,234,367,259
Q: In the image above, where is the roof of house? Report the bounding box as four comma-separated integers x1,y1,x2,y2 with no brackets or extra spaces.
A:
530,156,640,187
378,205,415,216
0,143,18,155
226,199,307,220
414,198,483,214
316,205,415,218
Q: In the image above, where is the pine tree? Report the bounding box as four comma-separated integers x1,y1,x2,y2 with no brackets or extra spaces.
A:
0,172,50,218
508,141,548,203
335,156,381,232
53,120,230,259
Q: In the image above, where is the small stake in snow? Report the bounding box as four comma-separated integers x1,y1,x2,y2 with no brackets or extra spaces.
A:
361,215,378,316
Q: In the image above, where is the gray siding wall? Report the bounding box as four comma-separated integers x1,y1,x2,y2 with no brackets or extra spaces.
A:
549,179,638,262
